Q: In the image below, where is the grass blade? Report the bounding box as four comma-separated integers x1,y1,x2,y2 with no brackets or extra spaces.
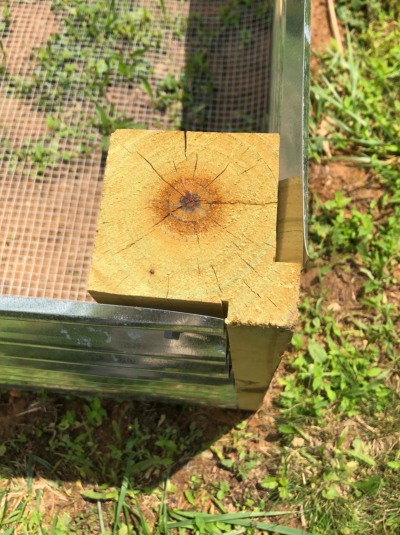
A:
49,508,60,535
158,0,167,17
312,85,367,127
235,519,313,535
168,513,312,535
130,458,172,475
94,103,110,131
123,505,133,535
210,495,228,513
140,76,154,100
131,502,151,535
97,501,105,533
112,475,128,535
171,511,291,521
31,455,62,485
345,450,376,467
27,454,33,496
35,491,45,535
158,475,169,534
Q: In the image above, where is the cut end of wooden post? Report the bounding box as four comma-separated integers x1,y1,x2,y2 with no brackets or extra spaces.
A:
88,130,301,410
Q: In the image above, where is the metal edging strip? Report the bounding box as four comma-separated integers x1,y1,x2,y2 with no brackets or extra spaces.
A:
269,0,311,266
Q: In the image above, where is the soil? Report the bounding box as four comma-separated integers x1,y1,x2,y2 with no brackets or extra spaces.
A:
309,161,382,212
0,94,50,149
310,0,339,73
0,2,60,74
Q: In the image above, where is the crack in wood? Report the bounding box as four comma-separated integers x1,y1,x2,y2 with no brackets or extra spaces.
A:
184,130,187,158
205,163,229,188
136,151,184,196
211,265,222,293
244,280,261,299
193,222,200,247
239,256,263,277
192,153,198,179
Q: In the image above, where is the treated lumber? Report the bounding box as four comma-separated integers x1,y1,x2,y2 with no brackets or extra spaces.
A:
88,130,301,410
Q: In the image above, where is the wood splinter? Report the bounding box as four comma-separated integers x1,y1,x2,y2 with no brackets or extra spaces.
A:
88,130,301,410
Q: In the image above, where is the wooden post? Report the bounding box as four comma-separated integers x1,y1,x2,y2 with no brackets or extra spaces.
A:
88,130,301,410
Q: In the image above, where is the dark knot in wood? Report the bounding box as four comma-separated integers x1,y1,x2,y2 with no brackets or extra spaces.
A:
168,182,212,223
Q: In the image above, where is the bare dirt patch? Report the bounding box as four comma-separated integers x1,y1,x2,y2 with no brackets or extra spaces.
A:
310,0,333,73
309,161,381,212
1,1,60,74
0,93,49,148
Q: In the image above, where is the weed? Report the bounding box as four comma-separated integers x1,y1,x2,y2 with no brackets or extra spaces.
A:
93,103,147,152
0,0,11,37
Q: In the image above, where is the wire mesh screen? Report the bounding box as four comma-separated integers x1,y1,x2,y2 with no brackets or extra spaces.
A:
0,0,273,302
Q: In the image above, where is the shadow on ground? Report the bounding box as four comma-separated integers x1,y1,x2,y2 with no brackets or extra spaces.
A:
183,0,273,133
0,390,248,488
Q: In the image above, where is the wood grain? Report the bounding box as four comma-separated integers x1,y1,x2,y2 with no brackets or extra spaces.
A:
88,130,301,410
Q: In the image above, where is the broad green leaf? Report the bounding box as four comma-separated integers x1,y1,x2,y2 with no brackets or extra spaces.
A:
345,450,376,467
387,461,400,470
131,46,149,59
194,515,207,532
96,59,108,75
129,458,172,474
322,485,340,500
278,425,295,434
261,477,279,490
308,340,328,363
166,480,177,493
184,490,195,506
291,332,304,350
81,490,118,501
367,367,382,377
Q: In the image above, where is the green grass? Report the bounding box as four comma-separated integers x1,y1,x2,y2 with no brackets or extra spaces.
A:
274,1,400,532
0,0,399,534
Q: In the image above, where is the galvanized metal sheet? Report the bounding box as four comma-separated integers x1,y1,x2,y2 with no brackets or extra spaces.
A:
0,367,237,408
0,296,237,407
269,0,311,265
0,319,227,361
0,296,224,334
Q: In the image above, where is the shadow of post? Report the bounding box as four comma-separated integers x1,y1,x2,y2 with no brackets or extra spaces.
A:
0,390,246,489
182,0,274,133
